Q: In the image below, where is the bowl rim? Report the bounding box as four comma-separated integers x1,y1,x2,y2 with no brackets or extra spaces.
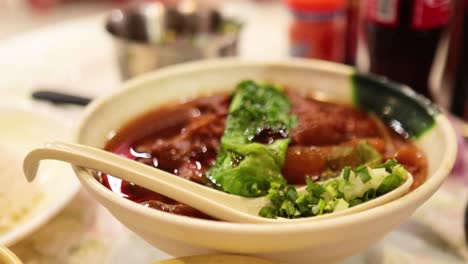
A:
73,58,457,233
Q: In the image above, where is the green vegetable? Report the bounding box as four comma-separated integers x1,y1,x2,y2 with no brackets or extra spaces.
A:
207,80,297,197
352,73,438,139
321,141,383,179
259,160,409,219
356,165,372,183
343,166,351,181
376,165,407,195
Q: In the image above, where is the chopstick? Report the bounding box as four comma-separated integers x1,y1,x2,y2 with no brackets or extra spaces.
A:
32,90,92,106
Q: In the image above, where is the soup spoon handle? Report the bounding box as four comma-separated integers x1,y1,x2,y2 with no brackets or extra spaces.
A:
23,142,414,224
23,141,271,223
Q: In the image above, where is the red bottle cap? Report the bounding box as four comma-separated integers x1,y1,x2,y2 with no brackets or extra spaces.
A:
285,0,346,12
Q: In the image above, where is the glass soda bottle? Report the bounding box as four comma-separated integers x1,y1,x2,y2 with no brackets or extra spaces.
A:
363,0,452,100
440,0,468,121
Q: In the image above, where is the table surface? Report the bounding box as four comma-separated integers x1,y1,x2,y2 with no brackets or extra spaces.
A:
0,1,467,263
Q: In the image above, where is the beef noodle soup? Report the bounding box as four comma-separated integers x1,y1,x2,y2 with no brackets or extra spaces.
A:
98,87,427,219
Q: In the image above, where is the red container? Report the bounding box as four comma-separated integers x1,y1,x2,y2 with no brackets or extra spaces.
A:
345,0,360,65
27,0,128,9
285,0,347,62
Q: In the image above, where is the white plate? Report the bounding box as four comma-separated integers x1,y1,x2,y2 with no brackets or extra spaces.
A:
0,100,80,246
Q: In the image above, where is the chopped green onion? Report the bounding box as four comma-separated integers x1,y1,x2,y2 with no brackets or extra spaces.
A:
343,166,351,181
357,167,372,183
259,160,410,219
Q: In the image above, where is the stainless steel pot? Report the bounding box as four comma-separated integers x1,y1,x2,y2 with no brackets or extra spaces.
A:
105,0,241,79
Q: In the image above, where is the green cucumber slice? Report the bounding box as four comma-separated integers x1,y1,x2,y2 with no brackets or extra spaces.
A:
352,73,439,139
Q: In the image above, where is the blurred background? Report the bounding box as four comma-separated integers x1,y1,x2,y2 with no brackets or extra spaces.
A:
0,0,467,263
0,0,465,126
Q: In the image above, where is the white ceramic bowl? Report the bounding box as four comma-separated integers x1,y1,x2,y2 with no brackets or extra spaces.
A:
73,59,457,263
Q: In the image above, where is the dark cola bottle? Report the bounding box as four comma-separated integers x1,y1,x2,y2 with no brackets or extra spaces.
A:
451,0,468,121
363,0,452,100
442,0,468,121
448,0,468,123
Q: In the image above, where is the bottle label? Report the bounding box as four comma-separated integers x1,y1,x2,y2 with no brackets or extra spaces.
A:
366,0,400,26
412,0,451,30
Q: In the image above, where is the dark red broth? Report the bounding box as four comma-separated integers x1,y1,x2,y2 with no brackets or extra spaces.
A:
99,91,427,218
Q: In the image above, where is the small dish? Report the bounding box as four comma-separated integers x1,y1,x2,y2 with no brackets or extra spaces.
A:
0,100,80,246
155,254,280,264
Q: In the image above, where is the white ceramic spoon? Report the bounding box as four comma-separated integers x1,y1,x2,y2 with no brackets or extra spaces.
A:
23,141,413,223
